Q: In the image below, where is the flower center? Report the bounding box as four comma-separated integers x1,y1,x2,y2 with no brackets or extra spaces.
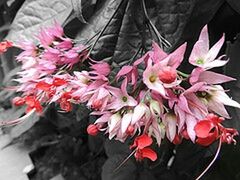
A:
196,58,204,65
122,96,128,102
149,75,157,83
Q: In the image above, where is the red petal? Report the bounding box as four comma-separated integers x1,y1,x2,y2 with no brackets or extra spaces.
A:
196,130,218,146
53,78,67,86
36,81,52,91
135,134,153,149
173,134,182,145
141,147,157,161
194,120,215,138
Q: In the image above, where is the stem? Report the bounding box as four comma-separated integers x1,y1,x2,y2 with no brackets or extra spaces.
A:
88,0,125,55
141,0,171,49
114,149,137,172
177,70,189,78
127,44,142,65
195,139,222,180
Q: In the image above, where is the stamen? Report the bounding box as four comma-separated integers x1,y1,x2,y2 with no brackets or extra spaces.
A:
196,139,222,180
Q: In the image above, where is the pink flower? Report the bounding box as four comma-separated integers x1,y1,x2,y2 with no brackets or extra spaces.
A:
189,25,227,70
190,67,235,85
87,87,111,111
38,22,64,47
116,65,138,88
121,111,133,134
206,85,240,118
131,102,150,125
162,113,177,142
143,62,181,96
143,61,166,96
90,62,111,76
107,78,137,111
0,40,13,54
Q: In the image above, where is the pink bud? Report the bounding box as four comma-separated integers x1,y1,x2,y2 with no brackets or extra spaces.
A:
126,125,135,135
158,66,177,84
87,124,99,136
12,97,25,106
91,99,102,110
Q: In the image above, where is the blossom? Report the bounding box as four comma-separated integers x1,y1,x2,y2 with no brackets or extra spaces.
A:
205,85,240,118
87,124,99,136
190,67,235,85
12,97,25,106
116,65,138,88
107,78,137,111
130,134,157,161
131,102,150,125
194,114,238,146
143,61,166,96
0,40,13,54
189,25,227,70
90,62,111,76
162,113,177,142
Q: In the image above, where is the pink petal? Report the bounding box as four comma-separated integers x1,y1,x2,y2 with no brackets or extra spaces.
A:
204,59,228,69
206,34,225,62
116,65,133,81
185,114,197,142
121,112,133,134
152,41,167,63
198,71,235,84
168,43,187,69
208,99,230,118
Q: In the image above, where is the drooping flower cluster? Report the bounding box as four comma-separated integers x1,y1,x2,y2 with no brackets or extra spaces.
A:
1,24,239,162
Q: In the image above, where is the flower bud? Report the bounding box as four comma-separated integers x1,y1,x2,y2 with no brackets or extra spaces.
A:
149,100,162,116
158,66,177,84
126,125,135,135
87,124,99,136
12,97,25,106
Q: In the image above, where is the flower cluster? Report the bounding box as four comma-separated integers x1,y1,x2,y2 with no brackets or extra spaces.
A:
1,24,239,162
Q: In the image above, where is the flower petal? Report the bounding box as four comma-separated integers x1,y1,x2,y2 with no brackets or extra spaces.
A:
141,147,157,161
198,71,235,84
194,120,215,138
135,134,153,149
206,34,225,62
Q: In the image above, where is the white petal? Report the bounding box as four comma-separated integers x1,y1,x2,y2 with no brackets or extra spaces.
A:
121,112,133,133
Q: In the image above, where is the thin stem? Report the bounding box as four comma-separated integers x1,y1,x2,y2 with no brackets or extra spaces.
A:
127,44,142,65
141,0,171,49
88,0,125,55
195,139,222,180
114,149,137,172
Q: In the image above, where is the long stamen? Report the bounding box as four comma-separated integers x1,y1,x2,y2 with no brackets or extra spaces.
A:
114,149,137,172
0,109,36,127
196,139,222,180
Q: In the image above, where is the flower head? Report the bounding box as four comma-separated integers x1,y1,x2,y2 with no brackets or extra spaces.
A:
189,25,227,70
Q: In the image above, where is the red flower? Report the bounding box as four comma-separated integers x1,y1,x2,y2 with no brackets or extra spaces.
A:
25,95,43,113
12,97,25,106
172,134,182,145
53,78,67,86
59,92,72,112
130,134,157,161
87,124,99,136
194,114,238,146
0,41,13,54
36,81,52,91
